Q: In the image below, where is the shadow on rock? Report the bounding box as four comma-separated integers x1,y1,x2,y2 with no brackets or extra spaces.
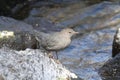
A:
99,54,120,80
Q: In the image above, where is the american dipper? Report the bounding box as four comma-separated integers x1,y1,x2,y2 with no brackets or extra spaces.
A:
35,28,79,59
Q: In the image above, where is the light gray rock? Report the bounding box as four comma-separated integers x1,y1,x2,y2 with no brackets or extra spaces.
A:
0,48,79,80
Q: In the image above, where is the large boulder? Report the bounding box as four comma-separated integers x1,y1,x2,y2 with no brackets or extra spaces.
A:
0,16,39,50
0,48,80,80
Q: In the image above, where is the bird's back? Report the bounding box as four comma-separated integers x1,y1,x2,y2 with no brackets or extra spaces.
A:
43,32,71,51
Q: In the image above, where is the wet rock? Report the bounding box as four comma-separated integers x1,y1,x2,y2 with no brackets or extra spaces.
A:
0,0,37,19
24,1,120,32
24,1,88,32
24,17,56,32
0,0,118,20
49,0,113,4
99,28,120,80
0,48,80,80
0,16,39,50
99,54,120,80
112,28,120,57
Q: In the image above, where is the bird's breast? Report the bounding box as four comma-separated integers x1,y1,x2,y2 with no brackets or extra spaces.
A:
57,38,71,49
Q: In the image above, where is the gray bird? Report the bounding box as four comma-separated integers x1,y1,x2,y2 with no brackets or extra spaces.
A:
35,28,79,59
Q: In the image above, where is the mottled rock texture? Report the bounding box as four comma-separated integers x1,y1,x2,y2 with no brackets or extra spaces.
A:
0,48,79,80
99,54,120,80
0,16,39,50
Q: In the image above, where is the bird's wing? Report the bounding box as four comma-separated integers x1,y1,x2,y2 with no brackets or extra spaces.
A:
46,39,58,49
34,30,61,50
34,30,50,43
44,33,60,50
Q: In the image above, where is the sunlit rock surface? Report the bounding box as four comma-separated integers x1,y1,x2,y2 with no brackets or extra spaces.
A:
0,48,80,80
24,1,120,80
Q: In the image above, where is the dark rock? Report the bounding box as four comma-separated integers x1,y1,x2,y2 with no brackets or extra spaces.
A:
99,28,120,80
0,31,39,50
112,28,120,57
99,54,120,80
0,0,37,19
0,16,39,50
0,0,118,20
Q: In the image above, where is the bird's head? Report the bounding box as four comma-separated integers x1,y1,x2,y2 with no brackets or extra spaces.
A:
60,28,79,38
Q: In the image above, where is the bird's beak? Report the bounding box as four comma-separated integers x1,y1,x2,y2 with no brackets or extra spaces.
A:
74,31,79,34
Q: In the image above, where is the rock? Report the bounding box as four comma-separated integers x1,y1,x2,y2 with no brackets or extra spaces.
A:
0,16,33,32
99,54,120,80
0,48,81,80
0,16,39,50
0,0,37,19
112,28,120,57
99,28,120,80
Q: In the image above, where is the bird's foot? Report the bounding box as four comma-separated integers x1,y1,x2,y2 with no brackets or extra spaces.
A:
54,59,61,64
48,53,54,58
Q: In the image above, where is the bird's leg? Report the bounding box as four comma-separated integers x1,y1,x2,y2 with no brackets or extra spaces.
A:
55,51,58,59
54,51,61,64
